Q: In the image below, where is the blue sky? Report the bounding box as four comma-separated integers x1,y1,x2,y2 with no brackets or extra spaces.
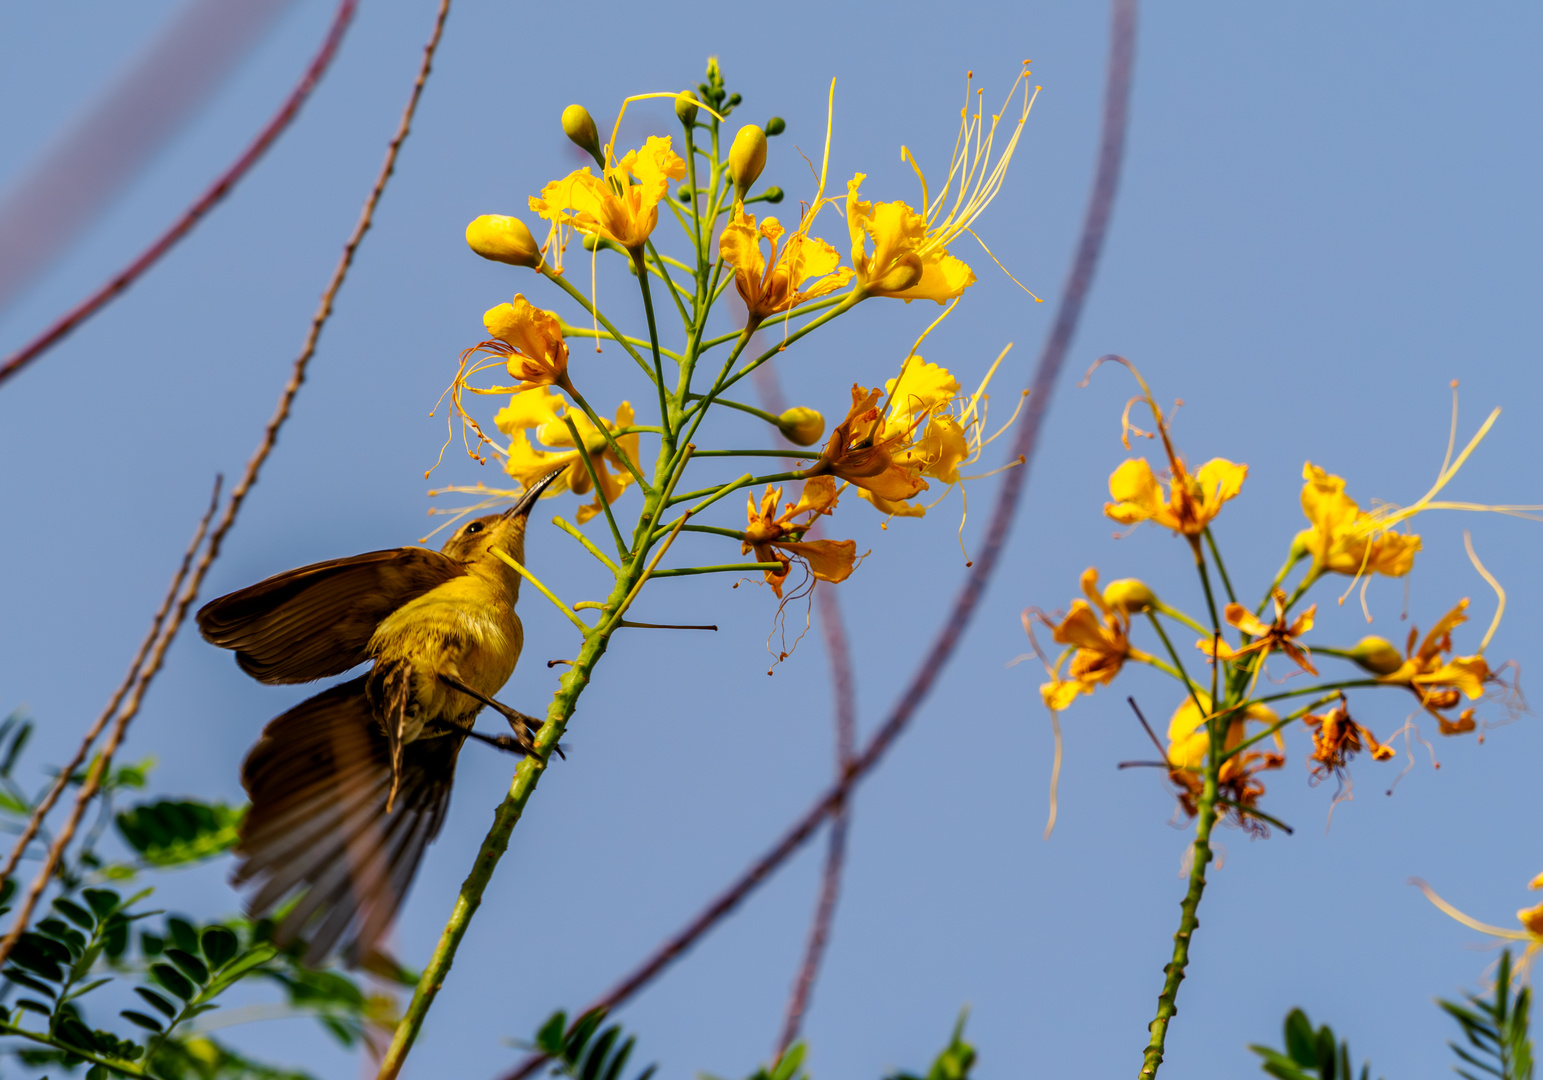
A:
1,2,1540,1078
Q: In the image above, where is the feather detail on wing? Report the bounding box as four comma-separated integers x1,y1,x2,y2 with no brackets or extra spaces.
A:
234,677,463,966
197,548,466,683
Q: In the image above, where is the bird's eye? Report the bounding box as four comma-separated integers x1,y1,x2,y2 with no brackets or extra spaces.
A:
464,521,485,535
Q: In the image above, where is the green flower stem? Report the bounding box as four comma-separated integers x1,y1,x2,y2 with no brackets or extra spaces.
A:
650,562,785,578
562,380,650,491
560,325,682,363
541,267,654,382
691,449,810,458
685,393,784,427
680,330,753,434
629,249,673,439
665,523,746,542
551,515,621,574
1138,717,1222,1079
1282,570,1318,615
683,121,704,267
1145,612,1209,717
1215,798,1293,835
1188,536,1222,638
560,415,629,560
668,470,808,506
647,244,696,277
1152,601,1208,637
1251,679,1380,708
645,239,693,330
1132,653,1185,683
1258,548,1307,615
1202,528,1237,605
716,292,860,397
489,548,591,634
1221,694,1338,762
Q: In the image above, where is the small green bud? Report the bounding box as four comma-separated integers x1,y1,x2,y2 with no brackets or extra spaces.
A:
561,104,602,162
728,124,767,201
465,215,541,268
726,92,742,108
1102,579,1156,615
1347,636,1404,676
675,90,700,126
764,117,786,137
777,407,825,447
762,187,784,204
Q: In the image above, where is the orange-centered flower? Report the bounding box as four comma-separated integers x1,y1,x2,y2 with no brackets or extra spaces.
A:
1105,456,1247,538
1035,568,1153,709
494,387,641,524
812,385,928,503
1198,590,1318,676
1165,692,1284,835
845,66,1036,304
1374,599,1493,733
530,135,686,255
1295,463,1422,580
719,211,852,323
741,478,857,597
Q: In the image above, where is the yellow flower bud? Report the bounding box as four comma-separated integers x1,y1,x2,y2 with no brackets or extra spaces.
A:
465,215,541,268
675,90,699,126
777,407,825,447
1347,635,1403,676
1102,578,1156,615
728,124,767,200
561,104,601,161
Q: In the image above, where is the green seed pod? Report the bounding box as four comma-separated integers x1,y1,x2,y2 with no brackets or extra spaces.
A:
561,104,602,163
675,90,700,126
465,215,542,268
728,124,767,201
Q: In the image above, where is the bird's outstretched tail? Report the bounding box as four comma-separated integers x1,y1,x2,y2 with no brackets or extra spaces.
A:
234,677,463,965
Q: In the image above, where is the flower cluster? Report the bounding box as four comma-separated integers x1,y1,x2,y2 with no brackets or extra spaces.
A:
1027,363,1534,837
431,60,1037,640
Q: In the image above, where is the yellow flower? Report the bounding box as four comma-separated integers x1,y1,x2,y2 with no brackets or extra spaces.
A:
1165,693,1280,772
718,211,853,323
741,478,857,598
530,135,686,254
1165,691,1284,834
1198,591,1317,676
494,387,640,524
845,66,1037,304
1374,599,1494,731
1294,463,1422,580
850,350,1021,519
813,385,928,503
1105,456,1248,538
1034,568,1152,707
480,296,569,390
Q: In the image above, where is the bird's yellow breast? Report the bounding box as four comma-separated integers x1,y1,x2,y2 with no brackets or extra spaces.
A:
367,574,524,725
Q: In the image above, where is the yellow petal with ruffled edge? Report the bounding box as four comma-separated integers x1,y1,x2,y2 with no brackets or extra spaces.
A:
1105,459,1165,525
495,387,566,438
885,357,960,418
855,488,927,518
1041,679,1083,712
777,539,857,583
1194,458,1247,510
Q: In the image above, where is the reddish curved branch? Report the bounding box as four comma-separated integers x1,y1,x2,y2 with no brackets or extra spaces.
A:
0,0,359,389
750,364,860,1055
496,2,1137,1075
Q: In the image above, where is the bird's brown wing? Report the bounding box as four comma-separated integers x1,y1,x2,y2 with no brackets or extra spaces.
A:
233,677,463,966
197,548,465,683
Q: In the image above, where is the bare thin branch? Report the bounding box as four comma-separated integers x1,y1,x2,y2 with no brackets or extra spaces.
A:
0,0,360,388
0,0,448,969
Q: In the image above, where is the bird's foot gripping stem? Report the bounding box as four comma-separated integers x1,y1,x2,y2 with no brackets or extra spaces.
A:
437,674,566,760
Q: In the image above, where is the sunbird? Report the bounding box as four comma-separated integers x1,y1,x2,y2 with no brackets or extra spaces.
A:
196,469,563,963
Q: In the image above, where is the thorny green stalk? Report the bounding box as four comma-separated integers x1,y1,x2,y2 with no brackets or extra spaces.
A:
385,85,867,1078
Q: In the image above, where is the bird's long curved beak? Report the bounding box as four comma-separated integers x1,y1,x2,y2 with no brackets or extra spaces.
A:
502,467,566,520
